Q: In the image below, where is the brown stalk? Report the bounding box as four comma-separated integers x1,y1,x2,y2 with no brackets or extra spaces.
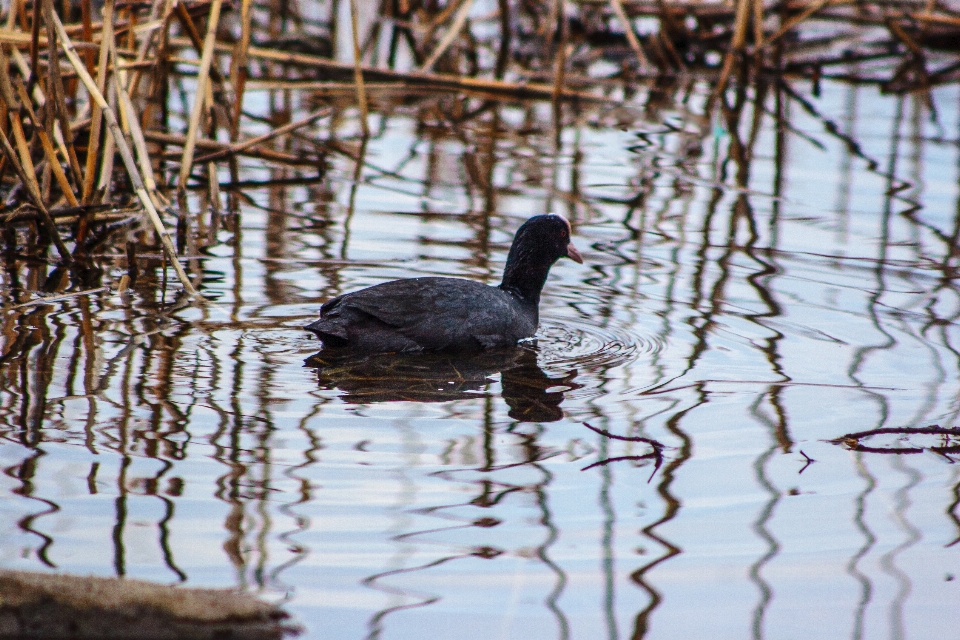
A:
419,0,476,71
0,20,112,47
144,130,318,166
610,0,651,70
14,80,79,207
713,0,752,99
193,107,331,164
177,0,222,193
109,27,163,204
175,38,613,102
95,78,117,200
654,0,684,40
118,84,162,201
229,0,253,140
42,0,83,185
4,0,18,30
653,0,686,69
349,0,370,138
173,1,227,88
0,115,72,262
138,0,175,140
885,17,926,58
1,204,119,224
51,9,198,297
81,0,114,204
0,45,17,109
121,0,173,101
752,0,765,48
28,0,40,93
207,160,221,213
544,0,559,38
495,0,511,78
552,0,569,104
764,0,836,46
903,11,960,28
80,0,94,74
0,44,10,183
421,0,464,45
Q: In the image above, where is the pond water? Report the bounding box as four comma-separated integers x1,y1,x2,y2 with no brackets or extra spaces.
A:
2,79,960,639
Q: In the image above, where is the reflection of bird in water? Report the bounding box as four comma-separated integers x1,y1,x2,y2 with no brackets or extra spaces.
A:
304,347,579,422
305,214,583,353
500,354,577,422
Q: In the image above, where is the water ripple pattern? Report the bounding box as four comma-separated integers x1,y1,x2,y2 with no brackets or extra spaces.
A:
535,317,661,371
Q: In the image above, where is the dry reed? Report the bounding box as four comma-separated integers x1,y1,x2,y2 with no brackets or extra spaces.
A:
0,0,957,300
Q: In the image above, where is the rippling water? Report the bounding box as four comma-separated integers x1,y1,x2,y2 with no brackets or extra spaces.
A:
2,81,960,639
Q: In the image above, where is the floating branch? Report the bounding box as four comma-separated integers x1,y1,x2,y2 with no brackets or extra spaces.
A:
581,422,666,480
831,425,960,456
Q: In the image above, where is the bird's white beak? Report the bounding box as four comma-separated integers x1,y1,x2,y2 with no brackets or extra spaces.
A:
567,241,584,264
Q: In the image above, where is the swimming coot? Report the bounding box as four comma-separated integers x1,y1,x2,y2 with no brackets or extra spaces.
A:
305,214,583,352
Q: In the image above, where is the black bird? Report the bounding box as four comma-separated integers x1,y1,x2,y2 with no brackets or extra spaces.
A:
305,214,584,352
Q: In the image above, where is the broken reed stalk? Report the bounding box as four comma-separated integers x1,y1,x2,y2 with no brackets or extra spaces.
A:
118,68,164,207
609,0,650,70
121,0,172,100
180,38,613,102
41,0,83,187
80,0,112,204
3,0,14,30
4,285,111,310
144,130,316,166
713,0,753,100
419,0,476,72
177,0,222,193
0,205,130,226
349,0,370,138
28,0,40,94
80,0,94,74
765,0,834,46
193,107,331,164
6,42,45,107
13,80,79,208
0,122,72,263
8,112,67,248
552,0,569,104
109,27,164,206
50,10,198,296
229,0,253,140
95,78,116,198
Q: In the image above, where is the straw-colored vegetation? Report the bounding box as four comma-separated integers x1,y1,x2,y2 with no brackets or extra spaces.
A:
0,0,958,299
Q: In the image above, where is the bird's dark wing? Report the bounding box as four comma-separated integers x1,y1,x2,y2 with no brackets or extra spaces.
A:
307,277,535,351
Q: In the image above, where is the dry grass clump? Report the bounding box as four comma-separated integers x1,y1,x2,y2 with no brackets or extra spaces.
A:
0,0,957,297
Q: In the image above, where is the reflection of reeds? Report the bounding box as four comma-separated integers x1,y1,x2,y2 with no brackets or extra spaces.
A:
1,0,958,295
0,5,960,633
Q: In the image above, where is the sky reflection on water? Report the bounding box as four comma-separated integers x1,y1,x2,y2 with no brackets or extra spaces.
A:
1,79,960,639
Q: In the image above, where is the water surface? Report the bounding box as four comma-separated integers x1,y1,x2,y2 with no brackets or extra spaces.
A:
2,80,960,639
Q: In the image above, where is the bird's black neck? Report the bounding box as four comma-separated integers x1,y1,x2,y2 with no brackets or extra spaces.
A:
499,251,552,305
